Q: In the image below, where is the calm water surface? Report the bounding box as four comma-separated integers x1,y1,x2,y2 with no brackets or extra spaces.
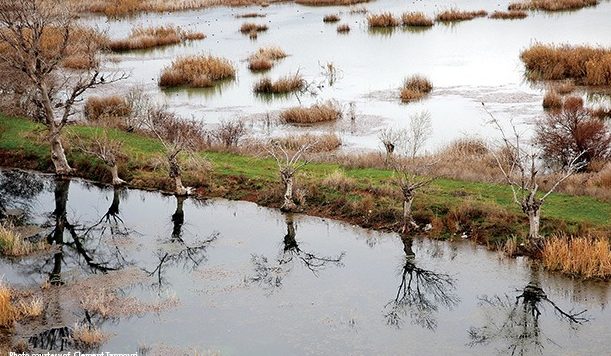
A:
0,170,609,355
84,0,611,151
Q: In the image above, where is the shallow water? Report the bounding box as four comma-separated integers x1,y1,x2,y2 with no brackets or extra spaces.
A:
84,0,611,152
0,169,609,355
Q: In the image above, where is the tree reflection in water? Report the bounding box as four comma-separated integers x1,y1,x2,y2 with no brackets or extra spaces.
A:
468,269,589,355
248,214,345,292
0,169,45,220
145,196,218,291
384,236,459,330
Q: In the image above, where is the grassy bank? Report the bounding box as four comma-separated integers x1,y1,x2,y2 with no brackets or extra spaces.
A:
0,115,609,248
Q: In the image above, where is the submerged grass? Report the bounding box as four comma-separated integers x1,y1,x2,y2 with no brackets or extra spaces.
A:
253,73,305,94
436,9,487,22
280,101,342,124
108,26,205,52
508,0,598,11
488,10,528,19
367,12,400,28
400,75,433,103
401,12,434,27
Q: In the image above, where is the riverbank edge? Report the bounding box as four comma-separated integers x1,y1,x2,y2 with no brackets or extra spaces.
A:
1,115,609,256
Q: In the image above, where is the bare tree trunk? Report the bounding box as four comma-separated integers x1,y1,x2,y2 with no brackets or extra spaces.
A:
281,170,296,212
110,164,125,186
168,155,188,196
527,207,541,242
50,130,72,175
401,194,418,234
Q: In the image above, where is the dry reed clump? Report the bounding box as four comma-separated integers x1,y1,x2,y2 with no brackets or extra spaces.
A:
542,89,562,110
253,73,305,94
336,24,351,33
247,47,287,72
542,234,611,279
0,281,16,328
520,44,611,85
280,101,342,124
240,22,268,34
435,9,488,22
72,324,109,348
275,133,342,152
367,12,400,27
554,80,576,94
108,26,205,52
321,170,357,191
17,296,44,318
235,12,266,18
400,75,433,103
508,0,598,11
401,12,434,27
84,96,132,121
0,224,48,257
488,10,528,19
295,0,370,5
159,55,236,88
323,14,341,22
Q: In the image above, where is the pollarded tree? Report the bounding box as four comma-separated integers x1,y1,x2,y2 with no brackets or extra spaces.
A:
141,105,207,196
266,140,314,212
393,162,435,234
485,104,585,243
71,131,126,185
0,0,124,175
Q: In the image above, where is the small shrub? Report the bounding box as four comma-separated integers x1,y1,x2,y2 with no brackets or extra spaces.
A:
337,24,351,33
542,89,562,110
436,9,488,22
323,14,341,22
489,10,528,19
400,75,433,103
401,12,434,26
367,12,400,28
240,22,268,34
280,101,342,124
84,96,132,121
159,55,235,88
211,120,247,148
253,73,305,94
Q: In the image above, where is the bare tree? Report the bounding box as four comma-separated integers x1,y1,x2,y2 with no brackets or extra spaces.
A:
266,140,314,212
71,132,126,185
378,110,432,162
211,119,247,148
484,104,585,243
0,0,125,175
393,162,435,234
141,106,207,196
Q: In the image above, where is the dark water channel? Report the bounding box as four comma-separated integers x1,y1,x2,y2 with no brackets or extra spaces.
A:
0,170,609,355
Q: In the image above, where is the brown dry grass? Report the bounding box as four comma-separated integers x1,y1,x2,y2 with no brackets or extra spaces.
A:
367,12,400,27
400,75,433,103
508,0,598,11
521,44,611,85
253,73,305,94
321,170,356,191
159,55,236,88
235,12,266,18
542,234,611,279
337,24,351,33
0,281,15,328
542,89,562,110
401,12,434,27
17,296,44,318
554,80,576,94
0,224,48,257
280,101,342,124
488,10,528,19
109,26,205,52
275,133,341,152
435,9,488,22
84,96,132,121
72,324,109,348
240,22,268,34
323,14,341,22
247,47,287,72
295,0,370,6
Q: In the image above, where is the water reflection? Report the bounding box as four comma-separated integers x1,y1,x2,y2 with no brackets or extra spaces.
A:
145,196,218,291
383,236,459,330
468,268,589,355
248,214,345,292
0,170,45,221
